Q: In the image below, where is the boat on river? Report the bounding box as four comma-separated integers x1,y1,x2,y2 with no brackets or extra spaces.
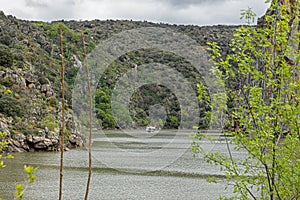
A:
146,126,156,132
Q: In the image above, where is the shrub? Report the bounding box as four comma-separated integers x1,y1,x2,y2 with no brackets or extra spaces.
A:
0,44,13,68
0,34,12,46
0,76,14,87
0,95,24,117
40,114,58,131
47,96,58,107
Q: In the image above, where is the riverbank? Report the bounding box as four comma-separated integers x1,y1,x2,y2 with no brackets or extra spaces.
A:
0,114,85,152
4,132,85,152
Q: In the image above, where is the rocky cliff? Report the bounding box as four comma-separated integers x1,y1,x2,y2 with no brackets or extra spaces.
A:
0,11,238,152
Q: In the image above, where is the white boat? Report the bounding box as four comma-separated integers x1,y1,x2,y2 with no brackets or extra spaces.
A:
146,126,156,132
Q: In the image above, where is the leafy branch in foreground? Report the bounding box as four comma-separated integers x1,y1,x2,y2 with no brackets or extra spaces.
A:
14,165,38,200
0,131,37,200
193,1,300,199
0,131,14,170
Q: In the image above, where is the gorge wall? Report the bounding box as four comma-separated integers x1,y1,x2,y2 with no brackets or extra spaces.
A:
0,11,238,152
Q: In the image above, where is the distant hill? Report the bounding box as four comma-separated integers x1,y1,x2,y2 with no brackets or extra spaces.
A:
0,11,238,151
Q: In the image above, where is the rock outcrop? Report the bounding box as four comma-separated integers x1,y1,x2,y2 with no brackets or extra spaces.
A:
6,132,84,152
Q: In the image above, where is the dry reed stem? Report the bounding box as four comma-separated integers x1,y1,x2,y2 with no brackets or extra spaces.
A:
81,30,93,200
59,28,65,200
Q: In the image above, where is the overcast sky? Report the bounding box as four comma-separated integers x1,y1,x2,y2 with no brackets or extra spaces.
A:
1,0,270,25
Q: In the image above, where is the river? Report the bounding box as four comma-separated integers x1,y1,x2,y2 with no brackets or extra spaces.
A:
0,130,245,200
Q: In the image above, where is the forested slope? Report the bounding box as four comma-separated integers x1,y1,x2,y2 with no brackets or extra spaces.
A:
0,11,237,151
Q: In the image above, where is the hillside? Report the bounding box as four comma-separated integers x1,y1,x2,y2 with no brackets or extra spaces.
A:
0,11,238,152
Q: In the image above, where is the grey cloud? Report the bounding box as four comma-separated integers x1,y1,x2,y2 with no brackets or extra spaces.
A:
21,0,78,21
25,0,49,8
165,0,226,7
66,0,85,6
1,0,269,25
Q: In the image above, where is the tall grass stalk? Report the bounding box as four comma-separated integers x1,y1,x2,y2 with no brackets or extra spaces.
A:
59,28,65,200
81,30,93,200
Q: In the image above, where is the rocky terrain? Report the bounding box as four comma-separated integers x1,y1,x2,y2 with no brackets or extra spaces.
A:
0,11,238,152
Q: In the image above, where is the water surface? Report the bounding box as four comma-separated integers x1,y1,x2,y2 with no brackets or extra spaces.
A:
0,130,242,199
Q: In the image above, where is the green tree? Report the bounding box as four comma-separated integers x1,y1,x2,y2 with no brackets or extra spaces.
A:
102,113,116,128
169,116,179,128
193,1,300,199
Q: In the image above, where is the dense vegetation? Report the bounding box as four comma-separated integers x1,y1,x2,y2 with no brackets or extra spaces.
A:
94,49,210,129
193,0,300,199
0,11,237,142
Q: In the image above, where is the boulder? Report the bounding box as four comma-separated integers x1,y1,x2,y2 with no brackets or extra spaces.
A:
0,120,10,136
34,141,47,149
7,145,25,152
40,84,54,97
32,136,45,143
24,73,37,84
44,138,52,146
7,139,26,152
69,134,85,148
50,137,59,145
26,134,33,143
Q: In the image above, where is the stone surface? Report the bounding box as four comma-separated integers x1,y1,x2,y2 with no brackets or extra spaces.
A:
2,133,84,152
